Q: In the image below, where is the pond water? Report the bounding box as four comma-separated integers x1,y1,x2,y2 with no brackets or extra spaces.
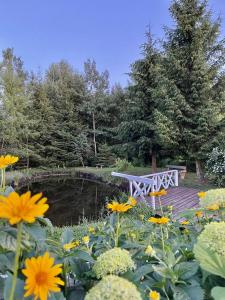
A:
18,176,121,226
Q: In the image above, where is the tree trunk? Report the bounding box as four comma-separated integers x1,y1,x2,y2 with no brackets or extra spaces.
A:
151,151,157,173
195,159,204,181
92,112,97,156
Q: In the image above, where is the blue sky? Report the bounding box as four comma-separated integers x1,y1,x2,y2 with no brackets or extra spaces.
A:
0,0,224,86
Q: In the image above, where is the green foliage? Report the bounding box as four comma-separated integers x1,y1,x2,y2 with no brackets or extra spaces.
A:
211,286,225,300
85,275,142,300
165,0,225,172
206,147,225,186
93,247,135,278
115,158,133,171
0,185,224,299
194,222,225,278
199,189,225,208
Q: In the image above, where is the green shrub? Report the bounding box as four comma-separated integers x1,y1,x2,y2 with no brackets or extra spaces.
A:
84,275,142,300
194,222,225,279
93,247,135,278
206,147,225,186
115,158,133,172
199,188,225,208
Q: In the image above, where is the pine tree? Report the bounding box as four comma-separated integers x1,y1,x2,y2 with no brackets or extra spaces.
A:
45,60,87,166
119,32,181,171
80,59,109,157
0,48,32,165
165,0,225,178
27,72,56,166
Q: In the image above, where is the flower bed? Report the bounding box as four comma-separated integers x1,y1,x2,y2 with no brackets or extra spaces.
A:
0,156,225,300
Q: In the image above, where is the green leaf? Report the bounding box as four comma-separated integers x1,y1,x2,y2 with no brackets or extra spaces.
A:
0,227,31,251
61,228,74,244
73,250,95,263
49,292,66,300
181,279,204,300
0,229,18,251
3,273,25,300
171,286,191,300
211,287,225,300
24,223,46,242
0,253,14,271
132,264,153,281
194,243,225,279
67,289,86,300
174,261,199,280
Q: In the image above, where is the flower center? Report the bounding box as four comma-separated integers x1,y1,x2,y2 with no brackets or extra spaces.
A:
35,271,48,285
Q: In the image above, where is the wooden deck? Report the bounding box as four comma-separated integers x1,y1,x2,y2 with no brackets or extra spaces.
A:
144,186,200,214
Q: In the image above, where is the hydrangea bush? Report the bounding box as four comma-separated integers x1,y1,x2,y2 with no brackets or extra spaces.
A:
194,222,225,279
93,247,135,278
199,188,225,208
85,275,142,300
206,147,225,186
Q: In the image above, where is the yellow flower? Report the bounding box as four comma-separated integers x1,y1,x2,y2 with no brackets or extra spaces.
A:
22,252,64,300
206,204,220,211
82,236,90,244
198,191,206,198
107,201,132,213
195,211,203,218
0,191,48,225
149,189,167,197
158,189,167,196
145,245,155,256
148,216,170,225
88,226,95,233
0,155,19,169
149,290,160,300
63,241,79,251
181,220,190,225
128,196,137,206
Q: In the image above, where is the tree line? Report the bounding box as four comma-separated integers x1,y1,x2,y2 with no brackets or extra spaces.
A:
1,0,225,178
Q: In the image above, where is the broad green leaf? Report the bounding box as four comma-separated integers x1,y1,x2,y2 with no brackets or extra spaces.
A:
133,264,153,281
211,287,225,300
24,223,46,241
61,228,74,244
174,261,199,280
194,243,225,279
74,250,95,263
3,273,25,300
49,292,66,300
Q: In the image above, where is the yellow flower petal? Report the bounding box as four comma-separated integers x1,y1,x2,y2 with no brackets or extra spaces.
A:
0,191,48,224
22,252,64,300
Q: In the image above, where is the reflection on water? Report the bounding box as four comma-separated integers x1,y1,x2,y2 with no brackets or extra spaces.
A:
18,177,120,226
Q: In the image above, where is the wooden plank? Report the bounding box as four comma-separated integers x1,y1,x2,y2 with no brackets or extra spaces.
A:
142,186,200,214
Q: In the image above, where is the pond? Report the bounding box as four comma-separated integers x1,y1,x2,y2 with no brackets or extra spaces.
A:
18,176,121,226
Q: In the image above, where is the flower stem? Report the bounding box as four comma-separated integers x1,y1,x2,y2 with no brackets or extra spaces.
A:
9,222,23,300
158,196,164,215
160,225,165,256
0,168,4,190
63,264,68,296
115,213,120,247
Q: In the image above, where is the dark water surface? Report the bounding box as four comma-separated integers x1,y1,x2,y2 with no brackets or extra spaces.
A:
19,176,120,226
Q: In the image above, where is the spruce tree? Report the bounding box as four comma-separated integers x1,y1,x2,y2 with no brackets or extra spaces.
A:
45,61,86,166
80,59,109,157
0,48,32,165
165,0,225,178
119,32,182,171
